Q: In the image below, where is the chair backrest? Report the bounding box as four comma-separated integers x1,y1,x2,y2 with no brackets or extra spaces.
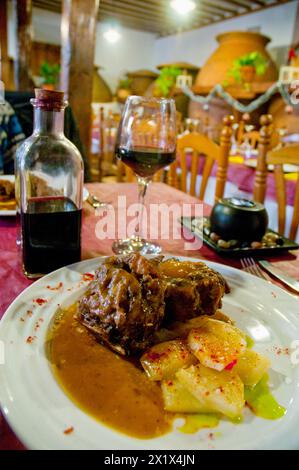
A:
267,145,299,240
96,107,120,181
253,114,274,204
242,130,260,149
168,115,234,202
253,114,299,240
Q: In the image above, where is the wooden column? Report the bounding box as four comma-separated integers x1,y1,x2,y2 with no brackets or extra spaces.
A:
61,0,100,157
0,0,10,86
13,0,33,91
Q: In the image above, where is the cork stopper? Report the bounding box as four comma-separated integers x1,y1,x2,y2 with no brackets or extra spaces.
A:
32,88,67,110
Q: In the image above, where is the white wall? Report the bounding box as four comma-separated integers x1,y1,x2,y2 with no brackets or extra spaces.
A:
154,1,299,68
94,24,156,91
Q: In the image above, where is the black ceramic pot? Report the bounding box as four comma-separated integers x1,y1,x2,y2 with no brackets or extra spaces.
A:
210,198,268,242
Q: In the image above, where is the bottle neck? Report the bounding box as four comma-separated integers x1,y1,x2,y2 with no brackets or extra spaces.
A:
33,107,65,136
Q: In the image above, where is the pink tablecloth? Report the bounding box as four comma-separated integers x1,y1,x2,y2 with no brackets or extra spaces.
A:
1,182,299,450
185,153,297,206
215,159,297,206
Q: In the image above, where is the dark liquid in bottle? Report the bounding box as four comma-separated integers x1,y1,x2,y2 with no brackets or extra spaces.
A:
21,197,81,277
117,147,175,177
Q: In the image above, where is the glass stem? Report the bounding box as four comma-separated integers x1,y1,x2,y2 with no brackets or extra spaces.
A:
134,176,151,240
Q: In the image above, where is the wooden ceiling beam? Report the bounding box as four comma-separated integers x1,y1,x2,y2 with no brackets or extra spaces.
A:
101,0,220,24
247,0,267,6
100,3,216,25
218,0,251,9
33,0,60,12
100,0,169,22
99,6,173,28
162,0,293,36
198,7,225,19
201,1,238,15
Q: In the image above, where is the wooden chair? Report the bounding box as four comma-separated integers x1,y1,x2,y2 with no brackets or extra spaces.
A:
236,114,251,146
95,107,121,182
167,115,234,202
253,114,299,240
242,130,260,150
253,114,275,204
242,127,280,154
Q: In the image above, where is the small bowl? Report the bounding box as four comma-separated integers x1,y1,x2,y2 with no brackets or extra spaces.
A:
210,198,268,242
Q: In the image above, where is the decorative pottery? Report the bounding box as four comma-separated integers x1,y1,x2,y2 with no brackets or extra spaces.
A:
195,31,278,89
126,69,158,96
92,66,112,103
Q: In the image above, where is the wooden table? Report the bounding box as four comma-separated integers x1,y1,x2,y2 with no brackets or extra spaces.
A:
1,183,299,450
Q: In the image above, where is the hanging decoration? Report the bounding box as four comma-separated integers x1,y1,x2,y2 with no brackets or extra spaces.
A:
180,81,296,113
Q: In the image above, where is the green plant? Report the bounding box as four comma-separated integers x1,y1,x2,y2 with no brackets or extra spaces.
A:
118,77,132,90
227,52,269,83
40,62,60,85
155,66,182,97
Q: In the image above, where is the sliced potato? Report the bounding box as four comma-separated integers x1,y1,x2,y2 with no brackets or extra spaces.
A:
188,318,246,371
161,379,212,413
234,349,270,387
177,364,244,419
169,313,233,339
140,339,197,381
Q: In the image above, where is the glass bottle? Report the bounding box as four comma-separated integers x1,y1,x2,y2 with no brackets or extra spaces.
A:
16,89,84,278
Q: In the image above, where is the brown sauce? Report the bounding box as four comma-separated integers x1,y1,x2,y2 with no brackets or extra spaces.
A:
159,259,204,278
47,304,172,439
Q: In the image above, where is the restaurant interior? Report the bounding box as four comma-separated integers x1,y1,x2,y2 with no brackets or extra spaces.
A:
1,0,299,452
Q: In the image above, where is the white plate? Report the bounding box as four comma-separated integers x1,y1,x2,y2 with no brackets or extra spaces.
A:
0,256,299,450
244,159,299,173
0,175,16,216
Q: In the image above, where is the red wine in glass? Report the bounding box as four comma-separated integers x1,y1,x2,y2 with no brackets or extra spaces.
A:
116,146,175,178
112,96,177,255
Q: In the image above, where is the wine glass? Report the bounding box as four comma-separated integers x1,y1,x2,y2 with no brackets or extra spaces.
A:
112,95,177,255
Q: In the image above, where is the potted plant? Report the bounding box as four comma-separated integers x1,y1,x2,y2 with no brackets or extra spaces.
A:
40,62,60,90
154,66,182,97
227,51,269,88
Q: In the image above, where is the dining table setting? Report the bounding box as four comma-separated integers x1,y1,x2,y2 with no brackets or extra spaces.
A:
1,180,299,450
1,93,299,451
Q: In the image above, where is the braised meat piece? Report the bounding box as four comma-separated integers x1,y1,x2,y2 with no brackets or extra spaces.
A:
158,258,229,322
78,253,165,355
